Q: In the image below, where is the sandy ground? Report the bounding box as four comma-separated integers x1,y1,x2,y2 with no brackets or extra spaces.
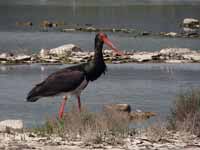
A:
1,130,200,150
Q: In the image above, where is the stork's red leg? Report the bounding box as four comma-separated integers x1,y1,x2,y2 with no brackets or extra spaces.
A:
77,95,81,112
58,96,67,119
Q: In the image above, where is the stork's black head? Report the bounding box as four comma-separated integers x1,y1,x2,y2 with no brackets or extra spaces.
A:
95,32,124,56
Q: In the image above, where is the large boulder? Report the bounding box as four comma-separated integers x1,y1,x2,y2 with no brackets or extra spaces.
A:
0,120,23,132
49,44,82,56
182,18,200,28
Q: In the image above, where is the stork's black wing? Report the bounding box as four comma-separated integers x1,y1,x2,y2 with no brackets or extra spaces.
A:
26,69,85,102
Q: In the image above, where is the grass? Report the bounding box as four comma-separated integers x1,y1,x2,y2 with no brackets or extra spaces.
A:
32,105,132,145
31,89,200,145
168,89,200,136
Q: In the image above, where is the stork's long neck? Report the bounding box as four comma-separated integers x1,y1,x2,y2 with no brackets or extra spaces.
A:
94,40,104,64
83,39,107,81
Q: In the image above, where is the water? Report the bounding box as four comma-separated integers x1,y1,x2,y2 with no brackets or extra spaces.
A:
0,2,200,127
0,32,200,53
0,5,200,32
0,63,200,127
0,4,200,52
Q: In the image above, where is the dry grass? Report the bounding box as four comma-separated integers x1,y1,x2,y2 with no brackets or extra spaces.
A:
168,89,200,135
33,105,132,145
145,120,168,142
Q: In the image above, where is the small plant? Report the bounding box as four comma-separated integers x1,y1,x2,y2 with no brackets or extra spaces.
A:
168,89,200,135
32,105,131,144
145,121,168,142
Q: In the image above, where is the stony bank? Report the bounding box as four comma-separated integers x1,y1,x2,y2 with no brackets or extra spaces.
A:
1,44,200,65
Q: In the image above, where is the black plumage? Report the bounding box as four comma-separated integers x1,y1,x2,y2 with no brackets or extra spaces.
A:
26,32,123,118
27,33,107,102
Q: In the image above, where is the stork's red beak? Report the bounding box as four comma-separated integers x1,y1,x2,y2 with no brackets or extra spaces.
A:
101,36,124,56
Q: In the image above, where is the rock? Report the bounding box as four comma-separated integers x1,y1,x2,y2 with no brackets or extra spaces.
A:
104,49,114,55
63,28,76,32
104,103,131,113
16,21,33,27
129,111,156,120
183,53,200,62
165,59,192,63
77,26,98,32
184,31,199,38
15,54,31,61
120,28,130,33
84,27,98,32
40,20,53,28
40,49,50,58
165,32,178,37
130,52,158,62
49,44,82,56
183,18,199,28
141,31,150,36
159,48,192,56
0,120,23,132
0,53,14,62
183,27,196,33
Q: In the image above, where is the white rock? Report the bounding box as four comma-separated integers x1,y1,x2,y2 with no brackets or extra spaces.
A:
104,49,113,55
49,44,82,56
63,28,76,32
15,55,31,61
160,48,192,56
183,53,200,62
0,120,23,131
183,18,199,25
130,52,158,62
0,53,13,60
165,59,191,63
68,57,84,63
40,49,49,58
165,32,177,37
183,27,196,32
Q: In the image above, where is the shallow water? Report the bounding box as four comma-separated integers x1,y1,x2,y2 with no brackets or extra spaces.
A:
0,32,200,53
0,4,200,53
0,5,200,32
0,63,200,127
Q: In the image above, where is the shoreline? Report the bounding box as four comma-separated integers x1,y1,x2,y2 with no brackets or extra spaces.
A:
1,46,200,65
0,126,199,150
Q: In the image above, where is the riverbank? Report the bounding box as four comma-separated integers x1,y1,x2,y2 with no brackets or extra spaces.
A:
1,129,200,150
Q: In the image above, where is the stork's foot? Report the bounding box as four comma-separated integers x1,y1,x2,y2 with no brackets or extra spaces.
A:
58,96,67,119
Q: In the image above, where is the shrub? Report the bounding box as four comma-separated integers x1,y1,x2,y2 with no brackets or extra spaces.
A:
33,105,131,144
168,89,200,135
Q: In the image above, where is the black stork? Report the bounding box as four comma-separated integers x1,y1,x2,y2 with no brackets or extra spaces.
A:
26,32,124,119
